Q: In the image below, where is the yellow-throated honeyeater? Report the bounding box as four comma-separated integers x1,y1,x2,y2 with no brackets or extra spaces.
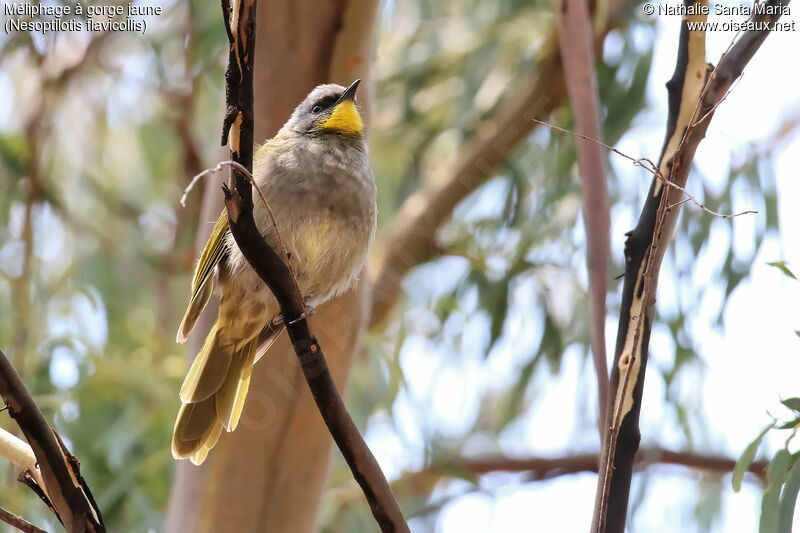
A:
172,80,376,465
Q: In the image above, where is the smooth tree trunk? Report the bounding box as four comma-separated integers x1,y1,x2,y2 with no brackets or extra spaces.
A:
165,2,378,531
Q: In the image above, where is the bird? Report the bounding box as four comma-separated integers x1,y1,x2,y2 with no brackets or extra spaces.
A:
172,79,376,465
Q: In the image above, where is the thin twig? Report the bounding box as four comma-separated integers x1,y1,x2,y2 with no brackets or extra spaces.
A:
692,74,743,129
682,4,755,135
0,507,46,533
181,159,309,323
533,119,757,219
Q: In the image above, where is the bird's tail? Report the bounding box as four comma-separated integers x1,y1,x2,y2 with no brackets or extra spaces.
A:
171,321,257,465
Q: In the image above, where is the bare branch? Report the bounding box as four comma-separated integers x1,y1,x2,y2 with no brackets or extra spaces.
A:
0,507,47,533
0,349,104,532
0,428,48,500
326,448,768,510
412,448,768,484
533,119,757,219
592,0,789,531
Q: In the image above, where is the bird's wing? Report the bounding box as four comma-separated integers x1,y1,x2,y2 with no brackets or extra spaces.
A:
176,212,230,343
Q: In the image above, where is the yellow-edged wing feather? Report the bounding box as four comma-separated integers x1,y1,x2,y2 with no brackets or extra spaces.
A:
176,212,229,343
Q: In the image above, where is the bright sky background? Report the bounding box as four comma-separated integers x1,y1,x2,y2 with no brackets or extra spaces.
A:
365,4,800,532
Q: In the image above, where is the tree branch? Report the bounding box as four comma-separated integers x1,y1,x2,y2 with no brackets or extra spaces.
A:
216,1,408,531
401,448,768,489
592,1,790,531
556,0,611,433
0,507,46,533
0,427,50,509
0,350,104,532
315,447,767,514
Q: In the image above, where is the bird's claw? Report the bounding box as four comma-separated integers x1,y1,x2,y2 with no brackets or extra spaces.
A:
270,302,315,327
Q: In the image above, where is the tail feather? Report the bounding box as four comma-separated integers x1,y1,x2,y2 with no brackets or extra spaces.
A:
179,324,232,404
172,398,223,465
172,321,257,464
189,422,223,466
215,338,257,431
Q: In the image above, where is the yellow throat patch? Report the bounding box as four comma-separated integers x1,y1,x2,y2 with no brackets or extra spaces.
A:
319,101,363,135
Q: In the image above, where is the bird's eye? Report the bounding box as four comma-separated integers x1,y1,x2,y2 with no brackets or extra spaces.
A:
312,105,322,114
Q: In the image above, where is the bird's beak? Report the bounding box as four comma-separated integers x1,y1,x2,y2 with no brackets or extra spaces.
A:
318,79,364,135
336,79,361,104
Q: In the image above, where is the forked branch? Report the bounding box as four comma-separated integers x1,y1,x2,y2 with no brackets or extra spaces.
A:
591,0,790,531
0,349,104,532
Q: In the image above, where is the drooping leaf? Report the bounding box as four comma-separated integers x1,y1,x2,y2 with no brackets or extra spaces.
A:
778,454,800,533
781,398,800,414
733,422,775,492
760,449,792,533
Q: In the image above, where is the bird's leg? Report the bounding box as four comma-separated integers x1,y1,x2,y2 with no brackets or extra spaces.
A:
303,294,316,316
269,295,315,327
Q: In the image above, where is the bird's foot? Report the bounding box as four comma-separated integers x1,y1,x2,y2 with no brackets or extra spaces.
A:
270,300,315,327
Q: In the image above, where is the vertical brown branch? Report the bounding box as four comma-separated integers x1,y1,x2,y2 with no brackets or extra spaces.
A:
591,0,789,531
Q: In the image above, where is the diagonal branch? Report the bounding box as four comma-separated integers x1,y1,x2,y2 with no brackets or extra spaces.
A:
556,0,610,432
0,507,46,533
591,1,790,531
0,349,104,532
216,0,408,531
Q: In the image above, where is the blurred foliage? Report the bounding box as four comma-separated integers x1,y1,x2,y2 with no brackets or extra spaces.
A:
733,399,800,533
0,0,792,531
734,253,800,533
0,0,224,527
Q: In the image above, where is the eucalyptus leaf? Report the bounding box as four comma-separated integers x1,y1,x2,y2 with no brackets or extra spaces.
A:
778,454,800,533
760,449,792,533
733,422,775,492
781,398,800,414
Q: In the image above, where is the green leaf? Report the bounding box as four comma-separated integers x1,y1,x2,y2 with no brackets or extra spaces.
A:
734,422,775,492
782,398,800,414
767,261,798,280
761,449,792,533
778,418,800,430
778,454,800,533
794,331,800,339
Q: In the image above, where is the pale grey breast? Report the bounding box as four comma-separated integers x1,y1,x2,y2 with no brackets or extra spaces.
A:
233,134,376,308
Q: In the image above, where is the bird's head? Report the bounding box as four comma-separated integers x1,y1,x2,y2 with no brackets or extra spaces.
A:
288,79,364,138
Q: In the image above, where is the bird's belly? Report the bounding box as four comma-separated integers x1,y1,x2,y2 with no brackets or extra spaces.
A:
288,217,368,305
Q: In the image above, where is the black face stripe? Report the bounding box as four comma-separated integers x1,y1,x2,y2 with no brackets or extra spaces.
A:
311,93,342,113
